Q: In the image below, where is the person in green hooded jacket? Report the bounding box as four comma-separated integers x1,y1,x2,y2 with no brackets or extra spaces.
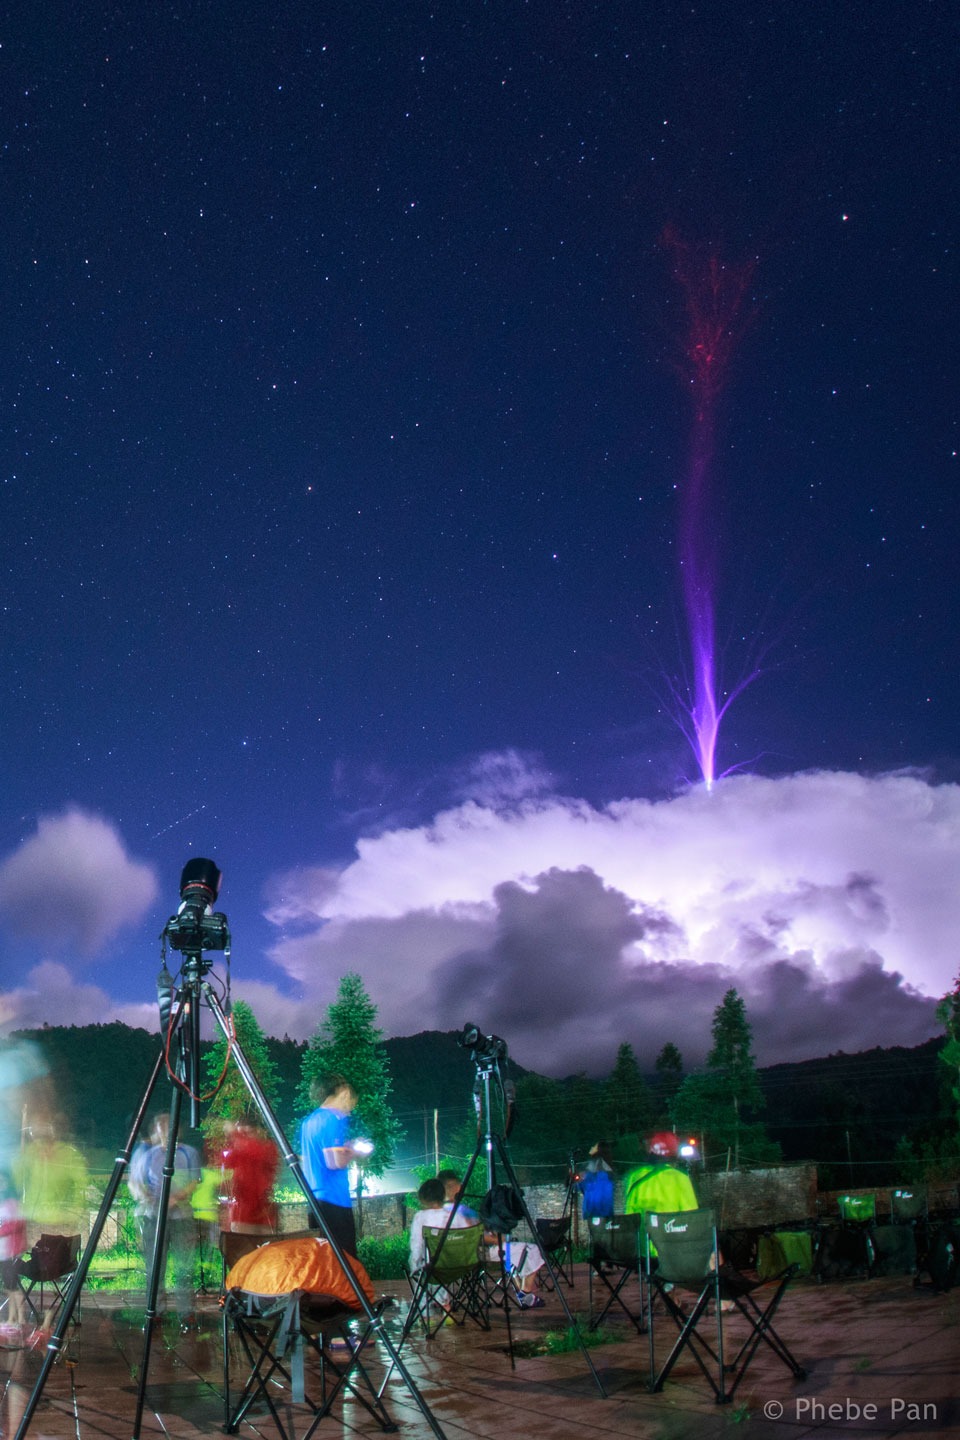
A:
623,1132,697,1220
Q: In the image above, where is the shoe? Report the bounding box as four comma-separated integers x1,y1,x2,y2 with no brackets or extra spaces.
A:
0,1323,25,1348
518,1294,545,1308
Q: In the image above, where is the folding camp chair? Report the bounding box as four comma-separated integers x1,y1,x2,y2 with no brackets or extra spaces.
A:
221,1235,395,1439
865,1188,925,1277
644,1208,806,1405
837,1194,876,1224
15,1233,82,1330
587,1214,646,1334
890,1188,927,1224
482,1234,541,1311
223,1287,394,1438
535,1216,574,1289
406,1223,488,1338
834,1194,876,1276
757,1229,814,1281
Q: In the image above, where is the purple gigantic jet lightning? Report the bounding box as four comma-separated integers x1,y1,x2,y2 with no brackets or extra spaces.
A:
661,227,759,788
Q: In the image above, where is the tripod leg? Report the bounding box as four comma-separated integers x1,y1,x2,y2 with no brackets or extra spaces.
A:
133,1083,186,1438
492,1135,606,1397
14,1048,167,1440
203,985,448,1440
498,1233,516,1371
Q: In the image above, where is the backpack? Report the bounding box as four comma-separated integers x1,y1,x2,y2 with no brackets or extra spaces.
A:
478,1184,525,1233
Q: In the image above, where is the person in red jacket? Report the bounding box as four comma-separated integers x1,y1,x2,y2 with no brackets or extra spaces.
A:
220,1120,279,1234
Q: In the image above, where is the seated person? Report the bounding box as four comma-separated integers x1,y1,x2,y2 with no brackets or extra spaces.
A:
493,1233,546,1306
623,1132,697,1218
437,1169,478,1221
437,1169,545,1307
579,1141,616,1225
408,1178,474,1274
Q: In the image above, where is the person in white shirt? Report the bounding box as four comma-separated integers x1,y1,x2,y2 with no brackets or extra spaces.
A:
437,1168,545,1307
408,1178,474,1273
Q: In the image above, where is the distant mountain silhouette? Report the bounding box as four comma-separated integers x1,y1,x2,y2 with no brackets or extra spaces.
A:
8,1021,943,1176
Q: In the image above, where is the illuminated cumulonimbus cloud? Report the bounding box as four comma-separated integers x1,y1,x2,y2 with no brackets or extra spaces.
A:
266,767,949,1072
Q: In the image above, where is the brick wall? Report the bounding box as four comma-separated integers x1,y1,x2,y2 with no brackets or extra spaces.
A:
275,1164,823,1241
694,1165,818,1226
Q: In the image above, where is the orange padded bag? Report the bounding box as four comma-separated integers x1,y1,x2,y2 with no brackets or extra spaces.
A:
225,1236,375,1309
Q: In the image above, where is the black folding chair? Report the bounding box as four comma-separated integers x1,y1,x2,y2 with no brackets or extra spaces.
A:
223,1285,394,1439
868,1188,926,1277
16,1233,82,1329
644,1208,806,1405
891,1188,926,1224
535,1216,574,1289
587,1214,646,1334
482,1235,539,1311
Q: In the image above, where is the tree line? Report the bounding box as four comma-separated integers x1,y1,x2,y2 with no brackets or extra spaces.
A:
10,972,958,1188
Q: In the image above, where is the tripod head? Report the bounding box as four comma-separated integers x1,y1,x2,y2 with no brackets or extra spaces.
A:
457,1021,507,1067
162,858,230,967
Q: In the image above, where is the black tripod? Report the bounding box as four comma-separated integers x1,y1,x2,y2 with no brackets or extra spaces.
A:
445,1032,606,1395
14,859,447,1440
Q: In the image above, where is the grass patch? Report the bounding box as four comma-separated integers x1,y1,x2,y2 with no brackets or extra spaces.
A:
509,1315,626,1358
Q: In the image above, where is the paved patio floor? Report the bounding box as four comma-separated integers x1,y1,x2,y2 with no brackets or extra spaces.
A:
1,1267,956,1439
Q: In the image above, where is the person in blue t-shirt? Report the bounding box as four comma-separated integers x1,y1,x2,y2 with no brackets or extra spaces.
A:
299,1074,362,1256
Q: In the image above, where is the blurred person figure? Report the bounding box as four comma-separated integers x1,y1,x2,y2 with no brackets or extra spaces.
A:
0,1027,47,1180
190,1142,221,1247
13,1114,88,1240
0,1171,27,1347
299,1074,363,1257
437,1169,479,1221
579,1141,616,1226
190,1139,222,1293
128,1113,200,1323
220,1118,279,1235
0,1026,46,1351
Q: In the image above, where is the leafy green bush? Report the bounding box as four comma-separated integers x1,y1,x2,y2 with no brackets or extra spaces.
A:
357,1232,410,1280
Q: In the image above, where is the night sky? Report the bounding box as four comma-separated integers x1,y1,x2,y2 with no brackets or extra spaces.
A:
0,1,956,1074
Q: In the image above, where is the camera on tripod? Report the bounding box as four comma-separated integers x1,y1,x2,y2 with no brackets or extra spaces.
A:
457,1022,507,1063
162,858,230,955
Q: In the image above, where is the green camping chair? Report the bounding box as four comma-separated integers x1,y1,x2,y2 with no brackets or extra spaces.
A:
757,1230,813,1281
890,1188,926,1224
644,1208,806,1405
587,1214,647,1334
406,1223,488,1339
837,1193,876,1223
867,1188,926,1277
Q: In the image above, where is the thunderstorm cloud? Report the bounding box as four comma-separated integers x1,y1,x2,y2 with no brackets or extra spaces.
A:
264,768,947,1072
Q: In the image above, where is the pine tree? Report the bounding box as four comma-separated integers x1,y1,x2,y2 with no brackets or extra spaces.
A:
202,999,280,1137
654,1041,684,1125
935,970,960,1131
603,1042,653,1138
675,989,779,1169
298,973,400,1177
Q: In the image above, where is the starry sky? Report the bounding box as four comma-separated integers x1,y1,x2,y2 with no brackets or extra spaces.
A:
0,0,956,1074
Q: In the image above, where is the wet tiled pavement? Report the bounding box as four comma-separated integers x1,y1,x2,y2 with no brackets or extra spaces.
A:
1,1267,956,1438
